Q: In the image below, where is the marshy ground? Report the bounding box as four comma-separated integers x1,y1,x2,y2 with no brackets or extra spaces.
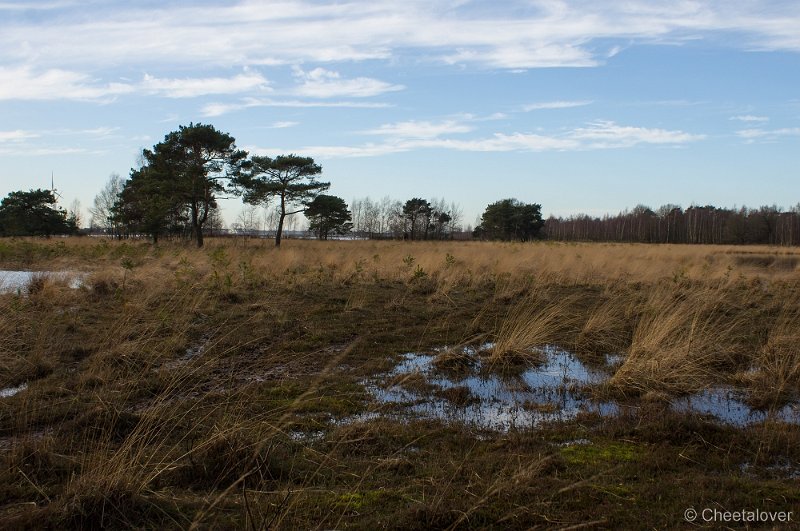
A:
0,238,798,529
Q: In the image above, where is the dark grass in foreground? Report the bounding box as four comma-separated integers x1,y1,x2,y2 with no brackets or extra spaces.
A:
0,238,798,529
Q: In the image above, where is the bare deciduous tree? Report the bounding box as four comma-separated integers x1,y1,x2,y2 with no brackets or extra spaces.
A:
89,172,124,233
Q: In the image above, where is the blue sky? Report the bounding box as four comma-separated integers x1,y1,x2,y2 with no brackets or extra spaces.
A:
1,0,798,228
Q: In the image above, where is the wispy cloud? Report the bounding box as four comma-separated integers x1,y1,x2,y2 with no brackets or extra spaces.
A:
0,146,100,156
0,130,39,142
522,100,593,112
291,67,403,98
0,126,119,157
42,126,120,137
3,1,800,74
201,97,391,117
140,71,270,98
0,66,132,101
270,121,299,129
730,115,769,122
736,127,800,142
363,120,473,139
275,120,703,158
0,1,75,10
569,120,706,148
0,66,269,101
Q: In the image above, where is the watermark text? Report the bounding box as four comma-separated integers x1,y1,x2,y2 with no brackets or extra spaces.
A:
684,507,793,524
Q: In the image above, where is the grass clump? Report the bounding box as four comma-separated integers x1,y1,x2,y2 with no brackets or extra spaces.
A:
609,283,754,397
432,345,478,376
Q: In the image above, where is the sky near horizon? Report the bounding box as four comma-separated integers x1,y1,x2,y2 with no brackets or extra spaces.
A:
1,0,798,228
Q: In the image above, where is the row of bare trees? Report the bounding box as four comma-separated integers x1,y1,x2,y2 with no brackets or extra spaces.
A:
349,196,465,240
544,204,800,246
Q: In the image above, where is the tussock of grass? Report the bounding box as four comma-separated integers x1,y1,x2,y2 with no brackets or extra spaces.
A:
610,283,753,396
576,296,634,356
487,289,582,367
737,306,800,408
432,346,478,376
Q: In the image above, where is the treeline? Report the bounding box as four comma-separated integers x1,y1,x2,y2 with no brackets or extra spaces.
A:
544,205,800,245
349,197,466,240
218,197,468,240
7,121,795,247
88,124,474,246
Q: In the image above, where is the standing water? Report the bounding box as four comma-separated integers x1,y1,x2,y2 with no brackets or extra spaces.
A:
366,345,618,431
362,345,800,430
0,271,83,293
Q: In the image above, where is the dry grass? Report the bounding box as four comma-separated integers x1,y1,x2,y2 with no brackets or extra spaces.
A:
488,291,580,366
609,283,753,396
737,305,800,408
0,237,798,528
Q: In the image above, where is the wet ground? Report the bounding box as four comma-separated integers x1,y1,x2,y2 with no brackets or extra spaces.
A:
0,383,27,398
0,270,83,293
362,345,800,431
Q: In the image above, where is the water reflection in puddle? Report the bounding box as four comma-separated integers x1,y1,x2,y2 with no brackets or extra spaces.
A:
0,383,28,398
367,346,618,431
364,345,800,430
0,270,83,293
672,388,800,426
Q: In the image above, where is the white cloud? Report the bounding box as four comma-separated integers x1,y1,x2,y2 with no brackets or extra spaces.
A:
0,66,133,101
301,143,408,158
3,1,800,74
0,66,270,101
736,128,769,139
364,120,473,139
0,130,38,142
422,133,579,153
79,126,119,137
42,126,120,137
569,120,705,147
0,126,119,156
292,67,403,98
0,146,98,156
201,102,245,117
440,43,597,69
201,97,391,117
522,100,593,111
736,127,800,142
730,115,769,122
0,1,75,10
270,121,299,129
140,71,269,98
282,120,703,158
281,133,580,158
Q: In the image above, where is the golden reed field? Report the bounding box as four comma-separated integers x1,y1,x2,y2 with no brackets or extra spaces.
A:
0,237,798,528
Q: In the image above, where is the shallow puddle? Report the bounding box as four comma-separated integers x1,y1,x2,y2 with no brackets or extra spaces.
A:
0,270,83,293
364,345,800,431
740,458,800,480
366,345,618,431
0,383,28,398
672,388,800,426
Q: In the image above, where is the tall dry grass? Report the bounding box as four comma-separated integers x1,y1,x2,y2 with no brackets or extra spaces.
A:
738,303,800,408
488,289,583,364
608,283,754,396
5,236,797,286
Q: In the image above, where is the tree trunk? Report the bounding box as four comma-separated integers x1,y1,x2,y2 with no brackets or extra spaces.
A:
191,204,204,247
195,224,204,247
275,211,285,247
